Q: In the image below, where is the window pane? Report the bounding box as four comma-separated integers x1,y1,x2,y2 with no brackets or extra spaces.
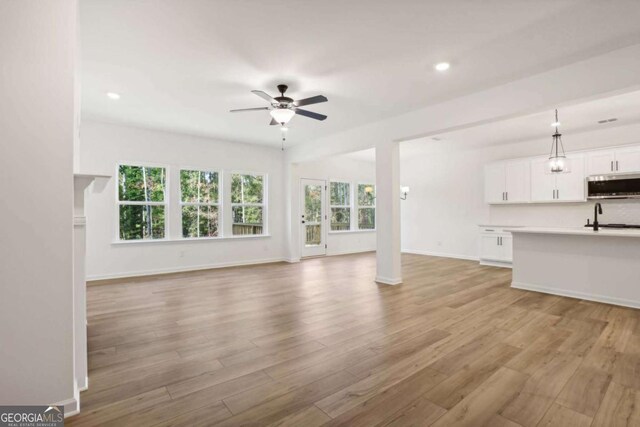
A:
119,205,165,240
181,170,219,203
118,165,165,202
358,184,375,206
331,207,350,231
232,206,263,235
330,182,350,206
304,184,322,223
358,207,375,230
231,174,263,204
182,205,219,238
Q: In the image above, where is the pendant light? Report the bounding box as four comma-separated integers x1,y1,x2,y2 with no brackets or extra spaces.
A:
548,109,567,173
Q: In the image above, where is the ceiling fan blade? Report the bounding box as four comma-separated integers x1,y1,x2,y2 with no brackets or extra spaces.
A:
294,108,327,121
251,90,277,104
270,118,278,125
294,95,327,107
230,107,270,113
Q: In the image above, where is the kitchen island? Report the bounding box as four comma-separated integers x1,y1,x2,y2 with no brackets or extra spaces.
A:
507,227,640,309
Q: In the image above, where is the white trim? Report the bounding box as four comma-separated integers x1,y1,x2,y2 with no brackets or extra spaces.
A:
328,248,375,256
402,248,480,261
511,281,640,309
78,376,89,392
285,258,301,263
111,234,271,245
87,257,286,281
375,275,403,285
54,396,79,418
328,229,376,235
479,260,513,269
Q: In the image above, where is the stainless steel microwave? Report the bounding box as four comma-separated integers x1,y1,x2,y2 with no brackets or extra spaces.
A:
587,173,640,199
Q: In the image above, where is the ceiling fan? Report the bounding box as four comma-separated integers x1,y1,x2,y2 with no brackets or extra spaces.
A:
230,84,328,126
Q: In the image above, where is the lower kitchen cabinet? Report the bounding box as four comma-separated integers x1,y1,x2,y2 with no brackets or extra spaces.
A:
479,227,513,268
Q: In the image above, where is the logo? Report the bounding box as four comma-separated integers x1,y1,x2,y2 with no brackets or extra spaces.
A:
0,406,64,427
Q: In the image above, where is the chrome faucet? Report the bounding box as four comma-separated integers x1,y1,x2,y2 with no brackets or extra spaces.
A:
593,203,603,231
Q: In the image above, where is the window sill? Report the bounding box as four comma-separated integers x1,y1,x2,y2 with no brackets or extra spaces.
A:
328,229,376,234
112,234,271,245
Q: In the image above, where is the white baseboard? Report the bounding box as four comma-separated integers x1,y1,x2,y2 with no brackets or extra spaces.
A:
512,281,640,309
479,260,513,269
55,396,79,418
402,248,479,262
327,248,376,257
375,275,403,285
284,258,300,263
87,257,287,281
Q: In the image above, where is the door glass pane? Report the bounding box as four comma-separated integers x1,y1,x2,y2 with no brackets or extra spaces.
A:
305,185,322,222
304,184,322,246
305,225,322,246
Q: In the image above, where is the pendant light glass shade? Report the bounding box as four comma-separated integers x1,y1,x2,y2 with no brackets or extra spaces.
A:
548,109,567,173
270,108,295,124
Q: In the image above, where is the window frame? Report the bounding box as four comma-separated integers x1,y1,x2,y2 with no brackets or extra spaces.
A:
230,171,268,236
328,180,352,232
179,167,222,239
356,182,376,231
115,161,169,241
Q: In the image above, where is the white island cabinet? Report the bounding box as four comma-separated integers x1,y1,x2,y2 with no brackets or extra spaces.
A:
478,226,515,268
508,227,640,309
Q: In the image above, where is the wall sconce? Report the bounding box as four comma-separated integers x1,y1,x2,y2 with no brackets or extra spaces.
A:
401,186,410,200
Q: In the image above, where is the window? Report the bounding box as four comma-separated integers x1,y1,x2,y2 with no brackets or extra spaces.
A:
357,183,376,230
180,169,219,238
118,164,166,240
329,181,351,231
231,173,265,235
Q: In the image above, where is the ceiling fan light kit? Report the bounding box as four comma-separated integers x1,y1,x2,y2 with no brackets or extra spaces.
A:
230,84,328,148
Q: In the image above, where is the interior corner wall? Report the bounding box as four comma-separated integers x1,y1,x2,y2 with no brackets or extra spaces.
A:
0,0,76,406
400,123,640,260
79,121,287,280
296,155,377,256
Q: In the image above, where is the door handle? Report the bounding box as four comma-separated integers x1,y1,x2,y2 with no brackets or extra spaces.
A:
616,160,619,171
611,160,614,171
505,192,508,201
301,220,306,224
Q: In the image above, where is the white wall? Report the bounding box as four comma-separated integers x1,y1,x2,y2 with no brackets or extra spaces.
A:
401,123,640,260
0,0,76,407
297,154,377,256
80,121,286,280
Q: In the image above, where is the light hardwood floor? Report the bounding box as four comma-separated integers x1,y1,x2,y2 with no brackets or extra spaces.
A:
68,253,640,426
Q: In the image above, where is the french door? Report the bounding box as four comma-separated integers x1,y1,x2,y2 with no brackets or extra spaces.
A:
300,179,326,257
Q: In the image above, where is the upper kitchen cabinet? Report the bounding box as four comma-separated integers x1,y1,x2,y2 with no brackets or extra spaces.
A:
587,146,640,174
531,154,585,202
484,159,530,204
614,146,640,173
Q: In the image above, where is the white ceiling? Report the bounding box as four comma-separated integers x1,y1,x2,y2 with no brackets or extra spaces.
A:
344,89,640,162
80,0,640,147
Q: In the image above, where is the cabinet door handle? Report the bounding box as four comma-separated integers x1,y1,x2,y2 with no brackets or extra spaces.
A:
497,237,500,245
506,192,508,201
499,237,502,245
611,160,614,171
616,160,619,171
552,189,556,199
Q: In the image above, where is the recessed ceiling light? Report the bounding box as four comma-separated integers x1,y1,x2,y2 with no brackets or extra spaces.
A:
106,92,121,100
434,62,450,72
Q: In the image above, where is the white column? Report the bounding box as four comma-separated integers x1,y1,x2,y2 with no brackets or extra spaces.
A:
375,141,402,285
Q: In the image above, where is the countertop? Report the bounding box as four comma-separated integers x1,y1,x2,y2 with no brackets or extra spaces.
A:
506,226,640,238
